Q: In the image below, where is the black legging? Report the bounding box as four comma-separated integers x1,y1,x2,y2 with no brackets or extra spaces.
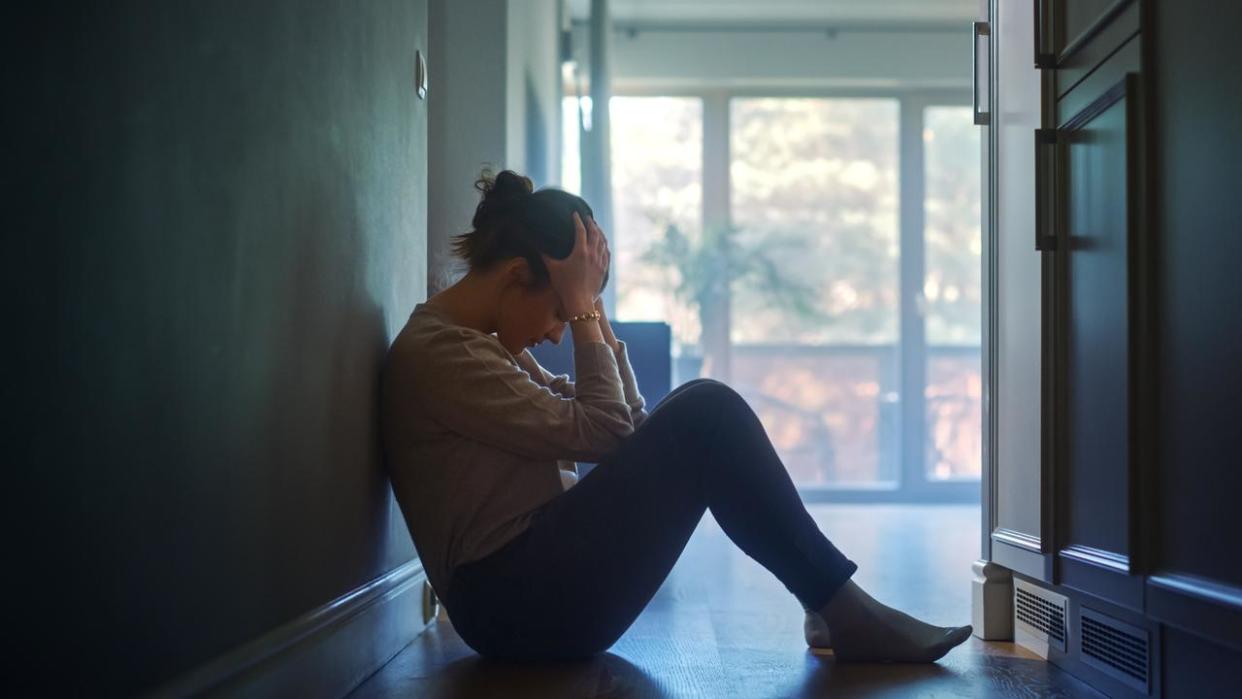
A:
443,379,858,660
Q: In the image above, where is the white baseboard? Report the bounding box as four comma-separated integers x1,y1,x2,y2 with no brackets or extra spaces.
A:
972,559,1014,641
152,559,430,698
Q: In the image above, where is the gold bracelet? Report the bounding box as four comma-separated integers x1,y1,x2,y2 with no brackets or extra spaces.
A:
567,309,602,323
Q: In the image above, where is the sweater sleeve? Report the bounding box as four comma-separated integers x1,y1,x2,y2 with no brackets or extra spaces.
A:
522,339,649,430
412,329,636,462
519,351,576,398
613,340,650,429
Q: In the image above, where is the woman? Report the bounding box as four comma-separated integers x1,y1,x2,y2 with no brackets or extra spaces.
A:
380,169,972,663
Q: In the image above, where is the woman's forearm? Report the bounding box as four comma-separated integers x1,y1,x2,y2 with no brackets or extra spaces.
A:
594,297,621,352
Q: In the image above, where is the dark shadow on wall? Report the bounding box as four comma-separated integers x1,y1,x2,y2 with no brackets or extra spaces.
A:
10,1,423,693
252,168,409,608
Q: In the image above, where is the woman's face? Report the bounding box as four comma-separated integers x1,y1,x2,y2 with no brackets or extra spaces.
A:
496,280,570,356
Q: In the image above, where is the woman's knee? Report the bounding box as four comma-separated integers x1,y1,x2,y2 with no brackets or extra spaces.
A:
657,377,715,404
665,378,742,408
664,377,730,398
646,379,747,432
678,377,721,390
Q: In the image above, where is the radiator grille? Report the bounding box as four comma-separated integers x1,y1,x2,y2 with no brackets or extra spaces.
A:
1081,608,1150,692
1014,582,1067,650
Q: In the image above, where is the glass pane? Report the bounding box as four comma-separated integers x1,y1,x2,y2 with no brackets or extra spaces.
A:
730,98,901,487
731,346,899,487
609,97,704,354
926,350,983,481
924,106,983,480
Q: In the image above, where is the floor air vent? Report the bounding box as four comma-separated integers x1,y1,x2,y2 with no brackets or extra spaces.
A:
1013,578,1068,656
1080,608,1150,693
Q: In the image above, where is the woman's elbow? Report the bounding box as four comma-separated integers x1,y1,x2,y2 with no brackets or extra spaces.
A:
582,419,634,461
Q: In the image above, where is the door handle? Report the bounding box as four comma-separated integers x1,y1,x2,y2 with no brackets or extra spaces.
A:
1034,0,1055,68
1034,128,1059,251
973,21,990,125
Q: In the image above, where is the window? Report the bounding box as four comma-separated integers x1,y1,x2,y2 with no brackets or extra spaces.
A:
563,92,982,500
562,96,704,350
610,97,704,349
731,98,901,487
924,106,983,482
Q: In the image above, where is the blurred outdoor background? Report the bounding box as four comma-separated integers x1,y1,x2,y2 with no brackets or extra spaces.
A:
555,0,982,502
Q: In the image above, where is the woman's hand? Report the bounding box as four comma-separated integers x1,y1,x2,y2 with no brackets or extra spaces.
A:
542,211,610,315
594,297,622,353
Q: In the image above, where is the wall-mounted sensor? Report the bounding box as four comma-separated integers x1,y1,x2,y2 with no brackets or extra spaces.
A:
416,50,428,100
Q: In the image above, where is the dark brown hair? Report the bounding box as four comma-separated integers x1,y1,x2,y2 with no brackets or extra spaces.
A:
449,169,609,293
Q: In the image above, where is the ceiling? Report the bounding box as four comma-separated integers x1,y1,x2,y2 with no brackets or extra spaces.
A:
567,0,977,27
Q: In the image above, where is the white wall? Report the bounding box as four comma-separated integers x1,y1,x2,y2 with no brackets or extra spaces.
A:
578,25,972,90
508,0,564,186
428,0,563,295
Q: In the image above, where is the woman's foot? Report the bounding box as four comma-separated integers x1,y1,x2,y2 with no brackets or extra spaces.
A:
804,608,834,650
805,580,973,663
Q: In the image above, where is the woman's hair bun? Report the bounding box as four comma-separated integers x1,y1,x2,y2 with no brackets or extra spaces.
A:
476,169,534,206
451,167,606,294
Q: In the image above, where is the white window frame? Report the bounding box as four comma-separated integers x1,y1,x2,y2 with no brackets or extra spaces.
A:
600,86,981,502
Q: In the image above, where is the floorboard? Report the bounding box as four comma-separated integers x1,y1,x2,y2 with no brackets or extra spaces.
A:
351,505,1101,698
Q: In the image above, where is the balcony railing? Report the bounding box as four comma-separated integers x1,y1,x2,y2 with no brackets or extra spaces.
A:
675,343,981,501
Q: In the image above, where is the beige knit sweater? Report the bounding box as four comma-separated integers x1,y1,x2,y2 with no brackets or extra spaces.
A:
380,302,648,598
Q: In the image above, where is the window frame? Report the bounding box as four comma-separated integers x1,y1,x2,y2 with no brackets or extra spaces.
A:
598,86,980,503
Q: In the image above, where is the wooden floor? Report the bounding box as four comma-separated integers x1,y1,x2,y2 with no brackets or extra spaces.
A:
351,505,1101,698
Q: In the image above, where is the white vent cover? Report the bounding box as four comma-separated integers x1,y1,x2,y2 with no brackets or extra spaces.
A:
1013,578,1068,657
1080,607,1150,693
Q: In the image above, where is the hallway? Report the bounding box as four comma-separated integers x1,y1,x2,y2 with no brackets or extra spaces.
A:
352,506,1097,698
13,1,1242,693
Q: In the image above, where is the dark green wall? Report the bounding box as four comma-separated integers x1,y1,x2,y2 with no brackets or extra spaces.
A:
1153,0,1242,589
1152,4,1242,691
11,1,425,692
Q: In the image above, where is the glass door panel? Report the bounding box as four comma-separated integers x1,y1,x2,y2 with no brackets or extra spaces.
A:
923,106,983,481
730,98,901,487
609,97,704,351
